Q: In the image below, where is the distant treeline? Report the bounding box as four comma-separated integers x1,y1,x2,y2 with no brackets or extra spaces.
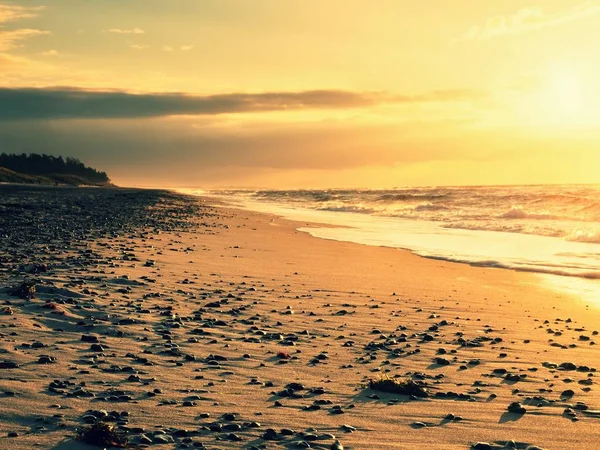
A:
0,153,110,184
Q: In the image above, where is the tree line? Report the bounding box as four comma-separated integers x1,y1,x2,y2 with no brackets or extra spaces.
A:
0,153,110,183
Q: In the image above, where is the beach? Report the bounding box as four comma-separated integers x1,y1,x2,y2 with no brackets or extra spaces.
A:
1,186,599,450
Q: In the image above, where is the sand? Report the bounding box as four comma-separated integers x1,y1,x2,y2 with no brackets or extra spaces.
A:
0,185,598,450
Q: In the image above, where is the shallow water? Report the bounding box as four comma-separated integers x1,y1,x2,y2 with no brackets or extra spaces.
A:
180,186,600,305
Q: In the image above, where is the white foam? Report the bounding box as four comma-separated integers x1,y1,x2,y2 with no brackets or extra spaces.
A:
209,195,600,304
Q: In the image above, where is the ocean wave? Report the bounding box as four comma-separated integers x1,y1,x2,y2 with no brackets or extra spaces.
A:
565,230,600,244
498,206,562,220
442,221,600,245
207,185,600,289
377,192,449,203
317,205,377,214
414,203,449,212
418,254,600,280
255,190,340,203
209,185,600,248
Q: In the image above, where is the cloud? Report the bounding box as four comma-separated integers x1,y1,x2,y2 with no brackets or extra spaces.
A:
129,44,149,50
461,2,600,40
162,45,173,51
0,4,47,53
40,49,71,57
108,28,145,34
394,89,489,103
0,28,49,51
0,51,34,68
0,87,486,120
181,45,194,51
0,4,43,24
0,117,476,172
0,116,539,188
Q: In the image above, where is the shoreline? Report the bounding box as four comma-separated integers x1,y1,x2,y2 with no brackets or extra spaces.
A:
198,193,600,312
1,186,599,450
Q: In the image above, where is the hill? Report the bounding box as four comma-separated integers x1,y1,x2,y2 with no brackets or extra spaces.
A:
0,153,112,186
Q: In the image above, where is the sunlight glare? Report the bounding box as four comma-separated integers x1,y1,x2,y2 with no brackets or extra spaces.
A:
517,62,600,128
543,65,584,117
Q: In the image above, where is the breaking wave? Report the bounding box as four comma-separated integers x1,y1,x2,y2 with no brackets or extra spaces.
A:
192,184,600,288
499,206,563,220
214,185,600,245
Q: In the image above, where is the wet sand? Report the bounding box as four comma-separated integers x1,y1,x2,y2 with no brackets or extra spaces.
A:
0,185,599,450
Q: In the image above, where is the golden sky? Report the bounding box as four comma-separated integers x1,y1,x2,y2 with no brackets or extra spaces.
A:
1,0,599,187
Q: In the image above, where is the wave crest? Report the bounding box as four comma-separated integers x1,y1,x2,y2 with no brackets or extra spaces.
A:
565,230,600,244
499,206,561,220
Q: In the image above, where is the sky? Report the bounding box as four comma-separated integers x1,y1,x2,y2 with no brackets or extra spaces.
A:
1,0,599,188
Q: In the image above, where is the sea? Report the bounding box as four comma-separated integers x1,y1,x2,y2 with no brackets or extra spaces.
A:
180,185,600,304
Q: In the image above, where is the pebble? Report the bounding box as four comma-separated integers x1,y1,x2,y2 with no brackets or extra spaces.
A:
507,402,526,414
0,186,594,450
472,443,492,450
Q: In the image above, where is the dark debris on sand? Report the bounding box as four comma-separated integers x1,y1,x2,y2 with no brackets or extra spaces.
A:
76,421,129,448
367,375,429,397
0,185,598,450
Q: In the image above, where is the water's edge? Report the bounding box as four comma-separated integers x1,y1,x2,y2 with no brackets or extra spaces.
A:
180,189,600,306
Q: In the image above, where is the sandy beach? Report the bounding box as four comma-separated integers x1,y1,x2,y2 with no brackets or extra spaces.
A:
1,186,598,450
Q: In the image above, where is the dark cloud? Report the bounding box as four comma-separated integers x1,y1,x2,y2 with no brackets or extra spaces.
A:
0,116,487,174
0,88,379,120
0,115,545,187
0,87,486,120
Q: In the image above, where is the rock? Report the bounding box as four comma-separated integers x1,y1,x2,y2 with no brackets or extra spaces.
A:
330,405,344,415
208,423,222,432
37,355,56,364
507,402,526,414
472,444,492,450
263,428,278,440
561,389,575,397
82,414,98,424
316,433,336,440
81,335,99,343
559,362,577,370
0,361,19,369
153,434,174,444
331,440,344,450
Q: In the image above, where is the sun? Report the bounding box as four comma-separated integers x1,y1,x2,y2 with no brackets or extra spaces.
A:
515,62,600,128
542,65,584,118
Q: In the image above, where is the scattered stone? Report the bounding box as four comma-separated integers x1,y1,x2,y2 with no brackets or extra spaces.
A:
507,402,526,414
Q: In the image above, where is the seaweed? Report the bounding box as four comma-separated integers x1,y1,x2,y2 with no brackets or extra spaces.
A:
76,422,128,448
367,375,429,397
10,280,36,299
